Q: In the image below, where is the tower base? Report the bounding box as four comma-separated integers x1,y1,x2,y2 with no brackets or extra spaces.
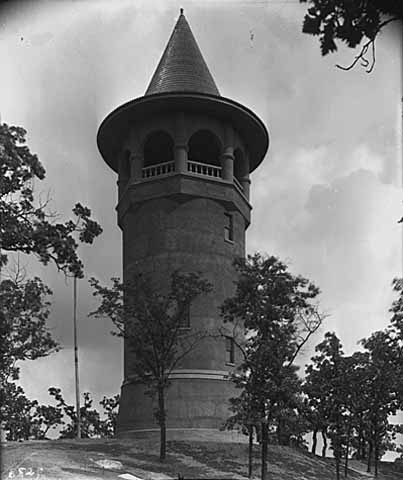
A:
117,374,236,435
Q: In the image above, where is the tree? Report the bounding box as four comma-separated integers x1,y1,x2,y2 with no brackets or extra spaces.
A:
359,330,401,477
300,0,402,72
221,253,323,480
90,271,212,460
304,332,347,479
1,383,64,441
48,387,103,439
0,276,58,383
98,394,120,438
0,122,102,278
0,275,60,438
0,122,102,437
31,403,64,440
1,383,37,441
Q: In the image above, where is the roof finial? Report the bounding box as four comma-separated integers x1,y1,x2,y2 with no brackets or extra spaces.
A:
180,8,184,15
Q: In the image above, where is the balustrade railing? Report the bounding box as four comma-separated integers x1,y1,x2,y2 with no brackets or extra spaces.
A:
142,160,243,188
187,160,222,179
142,160,175,179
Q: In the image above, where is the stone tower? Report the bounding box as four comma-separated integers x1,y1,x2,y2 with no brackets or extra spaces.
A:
97,10,269,435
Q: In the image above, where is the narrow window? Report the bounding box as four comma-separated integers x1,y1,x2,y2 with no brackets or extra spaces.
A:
225,336,235,364
178,303,190,329
224,213,234,242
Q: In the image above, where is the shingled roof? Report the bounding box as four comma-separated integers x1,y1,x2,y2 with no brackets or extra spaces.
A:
145,9,220,96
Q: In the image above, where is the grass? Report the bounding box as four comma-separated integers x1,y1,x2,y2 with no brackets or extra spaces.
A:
2,433,403,480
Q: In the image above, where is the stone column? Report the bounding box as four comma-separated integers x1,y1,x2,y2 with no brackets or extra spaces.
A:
221,147,234,181
132,152,144,182
240,153,250,201
222,124,235,181
175,112,188,174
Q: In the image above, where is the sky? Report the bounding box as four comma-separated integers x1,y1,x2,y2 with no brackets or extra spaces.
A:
0,0,402,432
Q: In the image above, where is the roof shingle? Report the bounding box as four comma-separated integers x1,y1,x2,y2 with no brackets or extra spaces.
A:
145,11,220,96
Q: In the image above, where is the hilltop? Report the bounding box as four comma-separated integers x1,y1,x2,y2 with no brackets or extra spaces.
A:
2,431,403,480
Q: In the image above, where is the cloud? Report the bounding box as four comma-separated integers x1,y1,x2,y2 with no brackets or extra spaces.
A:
249,144,401,357
1,1,400,406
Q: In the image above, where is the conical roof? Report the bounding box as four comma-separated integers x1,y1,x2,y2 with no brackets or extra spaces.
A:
145,10,220,96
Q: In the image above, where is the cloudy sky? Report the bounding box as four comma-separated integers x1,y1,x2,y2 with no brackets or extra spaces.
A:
1,0,402,422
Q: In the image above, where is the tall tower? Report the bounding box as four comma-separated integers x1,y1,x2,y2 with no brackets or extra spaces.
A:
97,10,269,435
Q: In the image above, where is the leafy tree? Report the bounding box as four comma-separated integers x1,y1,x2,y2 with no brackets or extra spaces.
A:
0,122,102,438
48,387,103,439
0,123,102,278
31,403,64,439
359,330,401,477
224,361,262,478
99,394,120,438
306,332,346,479
90,271,212,460
1,383,64,441
221,253,323,480
0,276,58,384
300,0,402,72
1,383,36,441
305,329,401,479
0,275,59,436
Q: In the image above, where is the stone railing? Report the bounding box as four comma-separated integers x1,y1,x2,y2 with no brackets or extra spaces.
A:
187,160,222,179
142,160,175,179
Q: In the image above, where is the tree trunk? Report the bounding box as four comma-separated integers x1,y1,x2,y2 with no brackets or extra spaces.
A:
344,424,351,478
356,418,365,460
248,425,254,478
277,417,289,446
157,386,166,461
261,421,268,480
374,439,379,478
311,428,318,455
335,454,340,480
321,429,328,458
367,440,373,473
335,435,341,480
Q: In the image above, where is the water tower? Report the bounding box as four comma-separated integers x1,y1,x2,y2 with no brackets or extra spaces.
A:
97,9,269,434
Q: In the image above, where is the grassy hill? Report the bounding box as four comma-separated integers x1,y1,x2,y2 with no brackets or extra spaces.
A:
2,431,403,480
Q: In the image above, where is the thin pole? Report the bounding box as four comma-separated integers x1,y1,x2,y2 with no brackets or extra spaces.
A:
73,276,81,439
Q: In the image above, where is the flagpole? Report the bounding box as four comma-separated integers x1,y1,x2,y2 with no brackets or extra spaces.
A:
73,275,81,439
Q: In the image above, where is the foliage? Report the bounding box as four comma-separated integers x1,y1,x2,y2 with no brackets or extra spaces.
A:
0,276,59,432
99,394,120,438
1,385,119,441
1,383,64,441
300,0,402,72
49,387,102,439
359,330,401,476
90,271,212,460
0,123,102,278
304,327,402,479
0,122,102,439
305,332,347,479
221,253,323,480
0,276,58,385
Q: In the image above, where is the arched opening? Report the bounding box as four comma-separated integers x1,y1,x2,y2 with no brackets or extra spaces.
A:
188,130,221,166
144,131,174,167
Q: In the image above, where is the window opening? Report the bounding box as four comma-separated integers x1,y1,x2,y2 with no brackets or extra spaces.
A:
224,213,234,242
225,336,235,364
178,303,190,329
